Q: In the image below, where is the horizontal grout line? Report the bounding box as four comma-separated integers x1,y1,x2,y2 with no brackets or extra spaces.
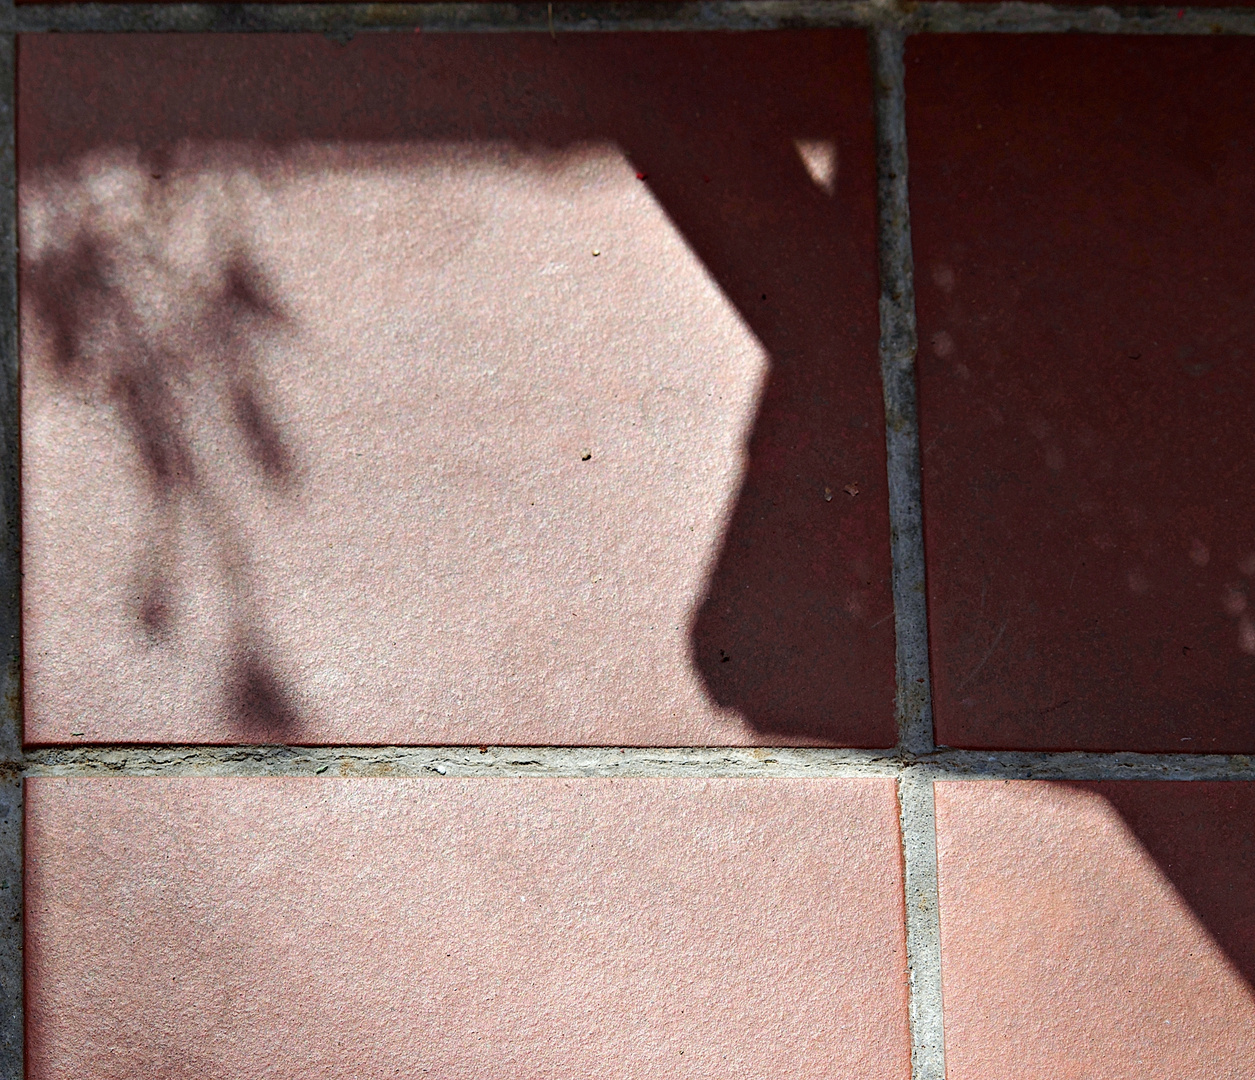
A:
906,1,1255,33
922,747,1255,780
21,745,906,778
4,1,1255,35
17,744,1255,780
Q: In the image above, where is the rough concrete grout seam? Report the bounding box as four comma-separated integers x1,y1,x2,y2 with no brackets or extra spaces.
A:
16,744,1255,779
897,769,944,1080
8,1,1255,35
870,25,946,1080
872,27,931,760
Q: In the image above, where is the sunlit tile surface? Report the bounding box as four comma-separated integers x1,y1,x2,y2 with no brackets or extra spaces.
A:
936,781,1255,1079
26,777,910,1079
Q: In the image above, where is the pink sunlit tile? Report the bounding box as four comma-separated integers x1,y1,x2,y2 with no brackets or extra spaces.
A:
936,781,1255,1079
26,777,910,1079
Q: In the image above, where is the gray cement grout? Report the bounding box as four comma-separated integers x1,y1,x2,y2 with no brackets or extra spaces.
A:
871,26,932,759
906,1,1255,33
22,744,904,779
0,19,20,1080
22,744,1255,779
897,770,945,1080
870,26,946,1080
7,1,1255,36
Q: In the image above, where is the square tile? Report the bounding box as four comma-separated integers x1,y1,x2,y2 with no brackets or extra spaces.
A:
20,33,892,747
26,776,910,1078
936,780,1255,1079
910,36,1255,751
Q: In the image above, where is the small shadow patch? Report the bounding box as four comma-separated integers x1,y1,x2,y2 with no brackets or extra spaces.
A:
227,646,301,735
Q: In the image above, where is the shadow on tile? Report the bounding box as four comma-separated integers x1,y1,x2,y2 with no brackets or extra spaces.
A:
1082,782,1255,993
908,35,1255,753
20,33,894,745
25,203,303,736
937,781,1255,1078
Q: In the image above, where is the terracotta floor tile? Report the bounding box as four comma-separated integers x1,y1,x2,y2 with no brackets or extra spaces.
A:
936,780,1255,1080
909,36,1255,751
19,34,892,747
26,776,909,1079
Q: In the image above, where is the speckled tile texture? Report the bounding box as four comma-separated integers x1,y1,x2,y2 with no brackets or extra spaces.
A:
909,35,1255,752
25,776,911,1080
936,781,1255,1079
16,22,1255,1080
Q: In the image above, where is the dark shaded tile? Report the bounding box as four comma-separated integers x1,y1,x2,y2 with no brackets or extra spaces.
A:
910,35,1255,751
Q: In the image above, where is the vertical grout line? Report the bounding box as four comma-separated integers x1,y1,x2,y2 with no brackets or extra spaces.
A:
870,24,934,758
871,25,945,1080
0,24,21,1080
898,767,946,1080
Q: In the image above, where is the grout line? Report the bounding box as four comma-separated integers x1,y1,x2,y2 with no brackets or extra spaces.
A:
0,22,20,1080
905,1,1255,33
23,745,905,778
21,743,1255,778
870,26,945,1080
7,10,1255,1078
871,25,933,758
897,770,945,1080
920,748,1255,780
5,0,873,34
0,32,15,769
20,744,1255,779
7,1,1255,36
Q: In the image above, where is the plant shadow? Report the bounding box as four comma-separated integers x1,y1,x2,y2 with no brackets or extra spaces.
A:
22,158,303,736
